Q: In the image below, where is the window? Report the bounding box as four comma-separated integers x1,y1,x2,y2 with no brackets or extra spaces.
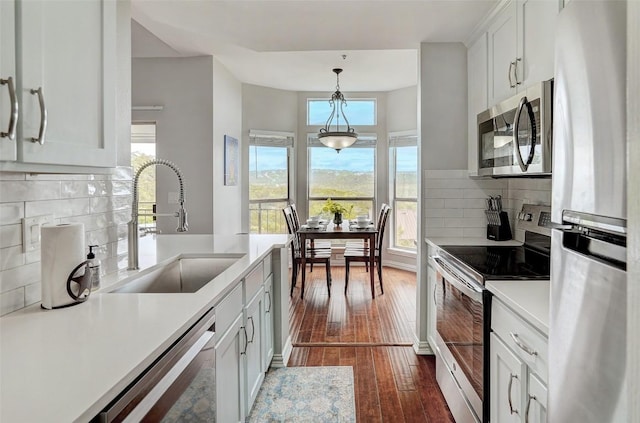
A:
131,123,156,233
308,134,376,219
389,133,418,251
249,131,292,234
307,99,376,126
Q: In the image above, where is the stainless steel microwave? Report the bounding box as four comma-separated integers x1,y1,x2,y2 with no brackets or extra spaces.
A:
477,79,553,177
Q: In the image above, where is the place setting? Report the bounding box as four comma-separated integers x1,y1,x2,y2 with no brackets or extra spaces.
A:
300,216,328,231
348,215,374,230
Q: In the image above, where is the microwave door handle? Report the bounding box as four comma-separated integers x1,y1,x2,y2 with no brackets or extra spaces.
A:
523,100,537,166
513,96,529,172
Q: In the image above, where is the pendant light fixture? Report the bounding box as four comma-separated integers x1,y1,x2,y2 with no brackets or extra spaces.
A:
318,68,357,153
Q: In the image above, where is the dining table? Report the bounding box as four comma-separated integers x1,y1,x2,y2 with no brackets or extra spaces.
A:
297,219,378,298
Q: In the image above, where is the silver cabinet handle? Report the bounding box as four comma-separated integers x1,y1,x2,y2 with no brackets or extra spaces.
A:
510,332,538,356
265,290,272,313
508,373,519,415
508,61,516,88
29,87,47,144
248,316,255,343
525,394,537,423
0,77,18,140
514,57,522,85
240,326,248,355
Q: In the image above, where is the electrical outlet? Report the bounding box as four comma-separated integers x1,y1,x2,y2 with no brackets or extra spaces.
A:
22,215,54,253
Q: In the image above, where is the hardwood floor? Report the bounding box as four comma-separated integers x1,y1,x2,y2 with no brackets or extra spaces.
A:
287,265,455,422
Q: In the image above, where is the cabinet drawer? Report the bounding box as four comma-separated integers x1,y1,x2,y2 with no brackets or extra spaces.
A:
245,262,264,300
215,283,243,337
492,298,548,383
263,253,272,278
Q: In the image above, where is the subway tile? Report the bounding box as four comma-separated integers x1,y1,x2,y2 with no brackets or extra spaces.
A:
0,262,40,293
464,199,488,209
110,181,132,196
0,202,24,225
0,172,26,181
463,228,487,238
463,208,487,218
424,188,462,199
90,195,131,213
425,227,464,238
424,199,445,209
0,181,61,202
25,282,41,306
61,180,90,198
60,214,109,232
425,208,463,218
0,224,22,248
26,174,89,181
1,287,25,316
425,218,444,228
0,245,25,271
25,198,90,218
25,249,40,264
444,199,465,209
111,167,133,181
463,188,504,199
444,218,485,228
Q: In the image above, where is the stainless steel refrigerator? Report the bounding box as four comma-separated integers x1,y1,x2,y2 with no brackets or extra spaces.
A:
550,1,627,422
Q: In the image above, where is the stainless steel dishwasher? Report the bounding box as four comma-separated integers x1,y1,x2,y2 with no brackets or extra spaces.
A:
95,308,216,422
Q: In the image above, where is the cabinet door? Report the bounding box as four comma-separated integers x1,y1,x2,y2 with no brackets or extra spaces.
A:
263,274,274,370
0,0,16,161
467,32,487,177
487,1,517,105
215,313,246,423
490,333,525,423
525,372,548,423
516,0,558,89
427,257,437,348
17,0,116,167
245,288,265,413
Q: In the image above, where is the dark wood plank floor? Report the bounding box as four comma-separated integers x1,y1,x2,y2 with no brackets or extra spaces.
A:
287,265,455,422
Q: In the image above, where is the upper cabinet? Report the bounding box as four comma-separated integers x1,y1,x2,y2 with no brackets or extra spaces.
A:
487,0,559,106
0,0,117,171
0,1,17,161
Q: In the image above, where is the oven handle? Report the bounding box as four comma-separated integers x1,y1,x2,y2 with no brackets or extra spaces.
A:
433,257,483,302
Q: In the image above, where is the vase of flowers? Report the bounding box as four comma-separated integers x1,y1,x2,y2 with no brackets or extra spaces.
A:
322,198,353,226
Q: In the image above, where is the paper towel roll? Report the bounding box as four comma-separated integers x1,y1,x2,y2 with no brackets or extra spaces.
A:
41,223,85,309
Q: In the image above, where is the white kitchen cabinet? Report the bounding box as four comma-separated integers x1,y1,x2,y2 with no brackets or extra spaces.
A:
486,0,559,105
0,0,116,171
490,297,549,423
467,32,488,177
215,313,246,423
0,0,16,161
245,286,265,414
490,333,525,423
263,273,274,369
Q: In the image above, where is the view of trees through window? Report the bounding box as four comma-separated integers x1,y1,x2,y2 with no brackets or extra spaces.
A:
131,124,156,229
392,145,418,250
249,146,289,234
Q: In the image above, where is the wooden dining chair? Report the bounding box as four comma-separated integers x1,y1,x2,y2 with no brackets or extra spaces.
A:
290,203,331,272
283,206,332,299
345,203,390,271
343,205,391,297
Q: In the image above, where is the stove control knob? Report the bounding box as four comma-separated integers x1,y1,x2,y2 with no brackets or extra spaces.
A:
524,213,533,221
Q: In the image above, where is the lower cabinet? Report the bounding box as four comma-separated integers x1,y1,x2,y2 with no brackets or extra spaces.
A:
263,274,274,369
490,298,548,423
245,287,265,413
215,313,246,423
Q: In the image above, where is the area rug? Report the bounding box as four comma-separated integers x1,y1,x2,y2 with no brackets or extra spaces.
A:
247,366,356,422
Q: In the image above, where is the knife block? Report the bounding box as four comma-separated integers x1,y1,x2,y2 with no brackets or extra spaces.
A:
486,210,512,241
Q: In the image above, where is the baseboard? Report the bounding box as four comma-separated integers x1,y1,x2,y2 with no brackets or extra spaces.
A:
413,334,434,355
271,335,293,368
383,260,417,272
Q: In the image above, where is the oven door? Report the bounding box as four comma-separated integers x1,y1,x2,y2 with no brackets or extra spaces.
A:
97,309,217,422
433,258,486,422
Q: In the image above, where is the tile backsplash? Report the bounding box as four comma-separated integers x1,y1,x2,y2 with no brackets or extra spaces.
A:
0,168,132,316
423,170,552,241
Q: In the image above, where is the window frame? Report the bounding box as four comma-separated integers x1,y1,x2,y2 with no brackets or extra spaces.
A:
389,131,418,252
306,98,378,126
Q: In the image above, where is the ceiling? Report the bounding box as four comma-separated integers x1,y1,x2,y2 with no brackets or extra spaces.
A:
131,0,497,92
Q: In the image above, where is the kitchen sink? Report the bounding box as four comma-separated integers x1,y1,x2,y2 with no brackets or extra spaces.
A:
108,255,244,293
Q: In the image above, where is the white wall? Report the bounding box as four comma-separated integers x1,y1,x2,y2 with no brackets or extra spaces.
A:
241,84,298,232
212,58,243,235
387,86,418,133
132,56,214,234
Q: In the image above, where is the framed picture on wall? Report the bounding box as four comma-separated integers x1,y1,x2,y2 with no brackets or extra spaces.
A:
224,135,239,186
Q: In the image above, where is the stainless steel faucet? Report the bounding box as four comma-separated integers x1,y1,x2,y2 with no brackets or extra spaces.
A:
128,159,188,270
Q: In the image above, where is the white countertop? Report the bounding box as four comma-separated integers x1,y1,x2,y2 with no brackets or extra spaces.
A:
486,280,550,335
425,236,522,247
0,234,289,423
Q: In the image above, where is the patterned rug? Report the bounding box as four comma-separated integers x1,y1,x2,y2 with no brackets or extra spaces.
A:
247,366,356,422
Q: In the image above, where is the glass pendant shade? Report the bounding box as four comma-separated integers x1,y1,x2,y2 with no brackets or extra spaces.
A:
318,68,358,152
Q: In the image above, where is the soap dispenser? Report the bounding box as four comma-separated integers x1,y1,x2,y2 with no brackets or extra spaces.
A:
87,245,102,291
